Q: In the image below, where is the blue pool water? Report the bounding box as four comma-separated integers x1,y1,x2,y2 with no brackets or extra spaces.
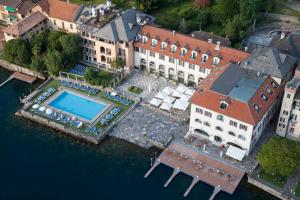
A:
49,91,106,121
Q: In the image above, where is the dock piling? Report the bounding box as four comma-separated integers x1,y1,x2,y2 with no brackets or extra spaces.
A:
164,168,180,187
144,160,160,178
183,177,200,197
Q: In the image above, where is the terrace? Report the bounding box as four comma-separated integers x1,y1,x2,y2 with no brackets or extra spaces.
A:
20,78,136,144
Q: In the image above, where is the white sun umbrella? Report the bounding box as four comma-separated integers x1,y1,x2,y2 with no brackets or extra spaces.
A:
163,96,175,104
149,98,162,107
77,121,83,128
176,84,188,94
111,91,118,96
171,90,182,98
160,102,172,111
185,88,196,96
155,91,168,100
180,93,191,101
162,87,174,95
45,108,53,115
32,104,39,109
172,99,190,111
39,106,46,112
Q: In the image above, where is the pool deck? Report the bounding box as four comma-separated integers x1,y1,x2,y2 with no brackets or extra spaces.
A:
145,142,245,199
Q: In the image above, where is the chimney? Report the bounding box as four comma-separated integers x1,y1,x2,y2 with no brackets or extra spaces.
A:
92,7,96,18
215,41,221,51
191,33,195,37
67,0,69,3
244,46,248,52
172,30,176,36
280,32,286,39
208,38,213,44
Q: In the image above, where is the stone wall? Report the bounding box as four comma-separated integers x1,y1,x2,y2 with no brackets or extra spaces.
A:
0,59,45,79
260,13,300,23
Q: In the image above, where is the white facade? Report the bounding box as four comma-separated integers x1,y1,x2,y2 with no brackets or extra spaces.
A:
134,47,210,87
189,99,279,155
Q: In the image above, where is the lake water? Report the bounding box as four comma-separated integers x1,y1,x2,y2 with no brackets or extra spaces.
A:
0,67,277,200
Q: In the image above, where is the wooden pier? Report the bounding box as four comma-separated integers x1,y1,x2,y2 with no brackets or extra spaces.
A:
144,142,245,200
0,72,36,88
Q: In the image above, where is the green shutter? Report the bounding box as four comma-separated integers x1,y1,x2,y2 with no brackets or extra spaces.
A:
5,6,16,12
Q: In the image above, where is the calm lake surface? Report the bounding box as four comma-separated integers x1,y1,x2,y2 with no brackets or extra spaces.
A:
0,67,277,200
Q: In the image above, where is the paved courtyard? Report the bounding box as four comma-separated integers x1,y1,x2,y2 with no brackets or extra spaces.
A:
116,69,176,102
109,105,189,149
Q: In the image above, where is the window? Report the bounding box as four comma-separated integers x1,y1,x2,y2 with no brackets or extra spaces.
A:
212,57,220,65
202,54,208,63
140,48,146,54
180,48,187,56
279,123,285,128
203,121,211,127
134,47,139,52
261,93,269,101
161,42,167,50
189,64,195,70
271,81,278,88
151,39,157,47
239,124,248,131
290,127,295,133
54,19,56,25
169,57,175,64
170,45,177,53
238,135,246,141
199,67,205,73
195,118,202,123
70,23,73,29
230,120,237,127
253,104,261,112
159,54,165,60
204,111,212,118
150,51,155,57
220,101,228,109
265,87,273,95
191,51,197,59
142,36,148,44
179,60,185,66
217,115,224,121
196,107,203,114
287,94,291,99
283,110,289,115
228,131,236,137
216,126,223,131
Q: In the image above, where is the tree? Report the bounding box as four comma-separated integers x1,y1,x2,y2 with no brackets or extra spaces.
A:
110,58,124,71
59,34,82,66
224,18,239,42
257,137,300,177
47,31,64,51
31,31,48,56
31,55,46,72
84,68,98,85
44,50,63,76
179,18,189,34
3,39,31,67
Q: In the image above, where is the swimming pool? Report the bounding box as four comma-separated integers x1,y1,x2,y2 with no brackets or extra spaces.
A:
48,91,108,122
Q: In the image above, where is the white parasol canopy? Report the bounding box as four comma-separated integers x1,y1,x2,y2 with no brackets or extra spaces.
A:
225,145,246,161
160,102,172,111
149,98,162,107
32,104,39,109
111,91,118,96
171,90,182,98
172,99,190,111
45,108,53,115
77,121,83,128
185,88,196,96
180,94,191,101
176,84,188,94
39,106,46,112
162,87,174,95
163,96,176,104
155,91,168,100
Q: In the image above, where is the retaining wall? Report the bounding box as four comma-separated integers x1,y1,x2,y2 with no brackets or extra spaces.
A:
259,13,300,23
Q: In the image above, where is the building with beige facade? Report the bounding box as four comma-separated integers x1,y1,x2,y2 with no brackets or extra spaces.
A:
276,66,300,139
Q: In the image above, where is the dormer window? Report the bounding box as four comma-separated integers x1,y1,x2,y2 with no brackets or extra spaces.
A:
271,81,278,88
202,54,208,63
161,42,167,50
170,45,177,53
151,39,157,47
261,93,269,101
142,36,148,44
212,57,220,65
266,87,273,95
191,51,197,59
180,48,187,56
253,104,261,112
220,101,228,109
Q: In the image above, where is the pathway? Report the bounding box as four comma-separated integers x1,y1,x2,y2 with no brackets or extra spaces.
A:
282,167,300,199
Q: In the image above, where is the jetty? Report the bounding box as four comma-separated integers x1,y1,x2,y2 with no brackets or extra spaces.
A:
145,142,245,200
0,72,36,87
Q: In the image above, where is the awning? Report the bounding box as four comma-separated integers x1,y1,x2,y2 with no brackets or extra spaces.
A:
160,102,172,111
32,104,39,109
162,87,174,95
149,98,162,107
46,108,53,115
172,99,190,111
176,84,188,94
5,6,16,13
171,90,182,98
185,88,196,96
39,106,46,112
163,96,175,104
155,91,168,100
225,145,246,161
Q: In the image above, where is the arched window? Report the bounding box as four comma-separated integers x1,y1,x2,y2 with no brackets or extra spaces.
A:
100,46,105,53
178,71,184,78
171,45,177,53
180,48,187,56
159,65,165,71
202,54,208,63
191,51,197,59
151,39,157,47
228,131,236,137
217,115,224,121
161,42,167,50
212,57,220,65
149,61,156,68
238,135,246,141
101,55,106,62
227,142,244,150
194,129,209,137
195,118,202,123
142,36,148,44
214,136,222,143
216,126,223,132
188,74,194,81
203,121,210,127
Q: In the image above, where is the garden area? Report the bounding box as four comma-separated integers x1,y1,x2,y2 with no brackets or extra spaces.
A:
128,86,143,94
257,136,300,188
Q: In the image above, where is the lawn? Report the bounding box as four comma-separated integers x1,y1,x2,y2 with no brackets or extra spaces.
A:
258,170,287,188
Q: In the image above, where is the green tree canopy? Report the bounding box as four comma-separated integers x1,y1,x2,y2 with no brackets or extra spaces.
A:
47,31,64,51
59,34,82,65
31,31,48,56
3,39,31,67
257,137,300,177
44,50,63,76
31,55,46,72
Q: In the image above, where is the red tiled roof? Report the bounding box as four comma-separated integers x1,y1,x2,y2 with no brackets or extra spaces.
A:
191,64,282,125
35,0,80,22
2,11,47,36
134,25,250,70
